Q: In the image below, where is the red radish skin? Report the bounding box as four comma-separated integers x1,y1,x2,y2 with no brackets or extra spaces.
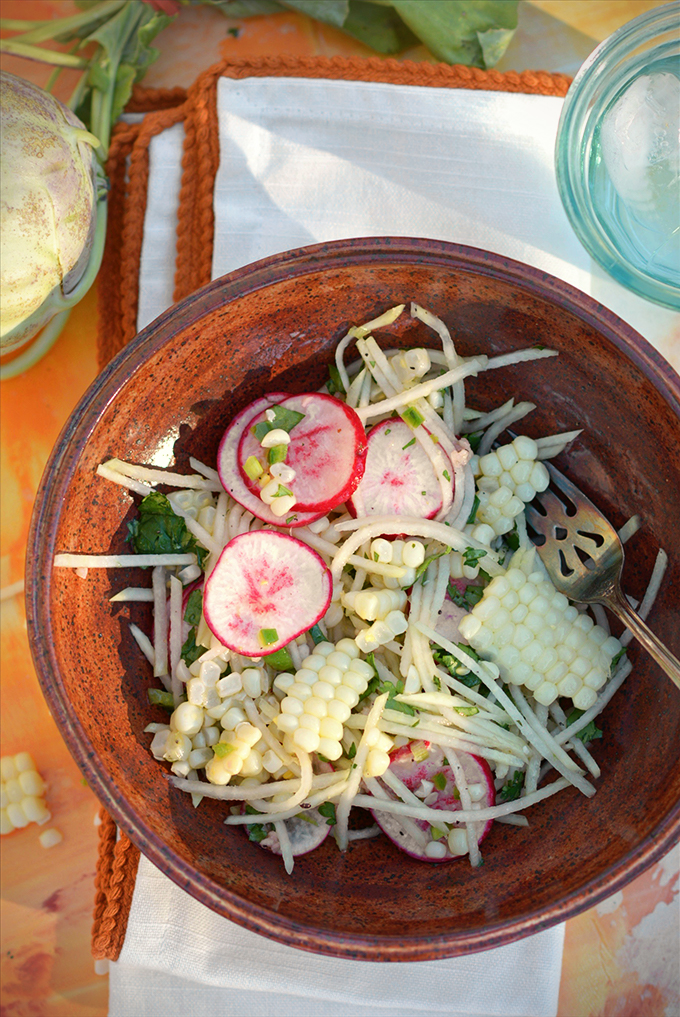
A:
217,394,324,528
239,393,367,513
372,743,495,862
203,530,332,656
348,417,452,520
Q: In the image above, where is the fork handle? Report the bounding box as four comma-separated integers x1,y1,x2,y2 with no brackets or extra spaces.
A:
605,587,680,691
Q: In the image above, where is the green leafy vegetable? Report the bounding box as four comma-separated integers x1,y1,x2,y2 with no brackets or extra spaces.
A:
326,362,346,396
610,647,626,671
206,0,517,67
180,628,205,667
432,771,446,791
446,581,484,611
432,645,480,687
566,708,603,744
378,678,415,715
466,494,480,525
127,491,206,565
244,803,271,842
346,741,357,759
468,432,483,453
504,525,520,552
463,546,487,569
184,589,203,627
402,437,416,450
415,546,451,582
318,801,337,826
252,404,305,442
500,771,524,802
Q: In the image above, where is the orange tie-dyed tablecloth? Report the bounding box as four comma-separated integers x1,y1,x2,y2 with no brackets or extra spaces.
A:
1,3,677,1015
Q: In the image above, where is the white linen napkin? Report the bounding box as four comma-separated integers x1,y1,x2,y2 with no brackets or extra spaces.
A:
111,75,677,1017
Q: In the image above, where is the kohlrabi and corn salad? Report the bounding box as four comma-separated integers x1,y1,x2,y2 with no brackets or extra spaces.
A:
54,303,666,873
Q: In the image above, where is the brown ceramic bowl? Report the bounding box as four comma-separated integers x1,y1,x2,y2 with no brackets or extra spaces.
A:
27,238,680,961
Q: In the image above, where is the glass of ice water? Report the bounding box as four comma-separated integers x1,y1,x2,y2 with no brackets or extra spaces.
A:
555,2,679,310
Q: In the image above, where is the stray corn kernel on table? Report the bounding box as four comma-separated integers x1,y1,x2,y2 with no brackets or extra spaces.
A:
1,3,677,1016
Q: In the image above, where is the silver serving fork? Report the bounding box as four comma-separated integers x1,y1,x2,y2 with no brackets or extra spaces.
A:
524,461,680,689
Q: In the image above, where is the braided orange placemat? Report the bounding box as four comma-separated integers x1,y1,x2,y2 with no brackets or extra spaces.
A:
91,54,571,962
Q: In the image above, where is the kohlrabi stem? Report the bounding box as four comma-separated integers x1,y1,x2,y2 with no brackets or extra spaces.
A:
0,1,126,45
0,39,89,68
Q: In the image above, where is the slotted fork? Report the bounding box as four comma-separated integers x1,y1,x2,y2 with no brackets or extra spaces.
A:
524,461,680,689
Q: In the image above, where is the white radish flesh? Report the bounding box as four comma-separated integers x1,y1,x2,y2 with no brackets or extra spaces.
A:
203,530,332,656
239,393,367,513
372,743,495,861
348,417,444,520
217,394,323,528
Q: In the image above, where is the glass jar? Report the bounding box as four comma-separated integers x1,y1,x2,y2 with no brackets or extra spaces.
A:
555,2,680,310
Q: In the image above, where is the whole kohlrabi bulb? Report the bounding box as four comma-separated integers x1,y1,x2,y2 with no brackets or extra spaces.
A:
1,71,104,355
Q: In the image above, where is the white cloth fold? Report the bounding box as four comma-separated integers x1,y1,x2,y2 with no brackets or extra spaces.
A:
109,855,565,1017
118,73,677,1017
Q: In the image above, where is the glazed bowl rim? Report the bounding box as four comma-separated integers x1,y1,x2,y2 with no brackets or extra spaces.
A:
26,236,680,960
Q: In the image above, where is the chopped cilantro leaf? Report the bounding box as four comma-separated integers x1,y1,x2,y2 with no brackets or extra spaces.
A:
463,547,487,569
504,525,520,551
442,469,451,482
468,432,482,453
127,491,206,564
378,678,415,715
611,647,626,670
432,771,446,791
247,823,270,843
466,494,480,525
184,588,203,626
180,628,205,667
326,363,345,396
415,546,451,582
566,708,603,743
446,581,484,610
500,771,524,801
402,437,416,450
318,802,337,826
347,741,357,759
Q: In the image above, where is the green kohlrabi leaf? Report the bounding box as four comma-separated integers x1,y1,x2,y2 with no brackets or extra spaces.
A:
387,0,517,68
200,0,286,15
342,0,418,54
477,26,516,67
280,0,349,28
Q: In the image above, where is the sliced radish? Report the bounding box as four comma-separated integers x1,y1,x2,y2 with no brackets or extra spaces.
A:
203,530,332,656
217,394,323,528
245,807,332,857
371,743,495,862
238,393,367,513
348,417,449,520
